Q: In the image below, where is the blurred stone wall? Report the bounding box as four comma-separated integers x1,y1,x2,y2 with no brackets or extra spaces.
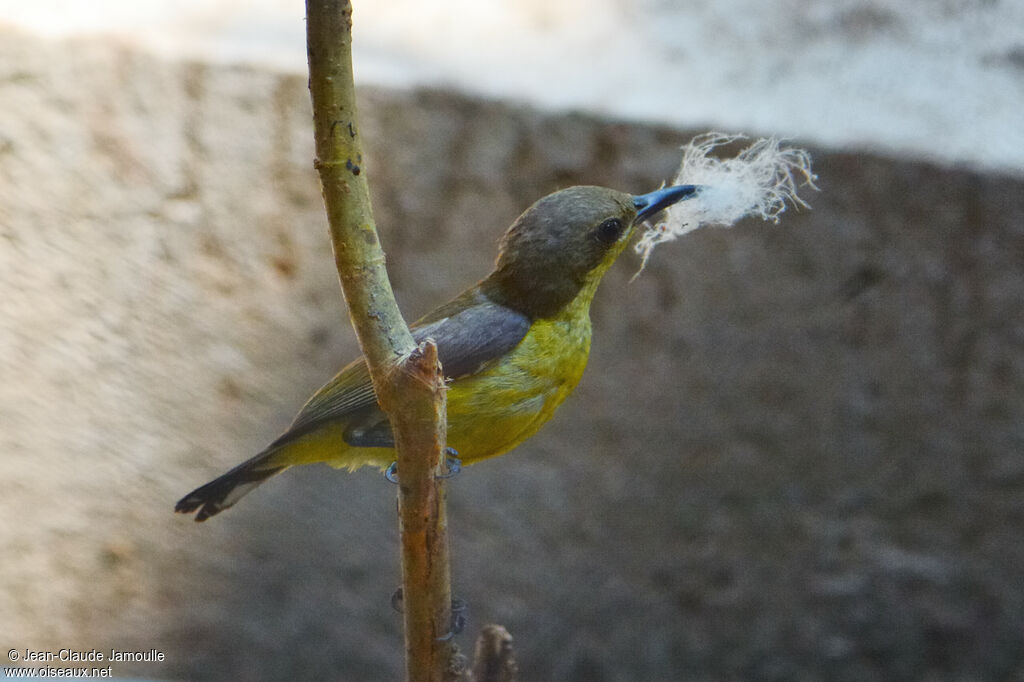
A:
1,30,1022,680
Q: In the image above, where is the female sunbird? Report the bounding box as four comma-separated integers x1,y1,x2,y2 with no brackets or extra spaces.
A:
176,184,698,521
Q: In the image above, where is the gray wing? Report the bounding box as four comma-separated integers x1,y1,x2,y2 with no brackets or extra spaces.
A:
271,288,530,449
412,296,531,380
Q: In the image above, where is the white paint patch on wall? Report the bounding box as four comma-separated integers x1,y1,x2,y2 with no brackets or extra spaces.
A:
0,0,1021,174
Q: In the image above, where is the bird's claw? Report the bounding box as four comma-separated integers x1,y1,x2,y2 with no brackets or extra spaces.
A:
436,447,462,479
391,588,468,641
384,448,460,483
437,597,468,641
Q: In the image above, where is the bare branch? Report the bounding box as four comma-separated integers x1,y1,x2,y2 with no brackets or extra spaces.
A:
305,2,455,678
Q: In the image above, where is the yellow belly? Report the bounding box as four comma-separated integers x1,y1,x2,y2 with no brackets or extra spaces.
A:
445,311,591,462
271,294,594,471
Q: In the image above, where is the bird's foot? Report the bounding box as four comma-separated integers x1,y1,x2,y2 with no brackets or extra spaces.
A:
391,588,468,641
437,447,462,479
437,597,468,641
383,447,461,483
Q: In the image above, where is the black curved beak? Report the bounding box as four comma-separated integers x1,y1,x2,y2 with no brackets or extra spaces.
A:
632,185,701,224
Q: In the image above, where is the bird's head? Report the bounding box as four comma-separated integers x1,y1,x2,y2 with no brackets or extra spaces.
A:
482,185,698,318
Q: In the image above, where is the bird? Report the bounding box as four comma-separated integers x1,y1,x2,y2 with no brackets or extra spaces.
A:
175,184,699,521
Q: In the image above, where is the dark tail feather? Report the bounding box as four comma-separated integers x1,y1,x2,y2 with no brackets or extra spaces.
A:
175,455,287,522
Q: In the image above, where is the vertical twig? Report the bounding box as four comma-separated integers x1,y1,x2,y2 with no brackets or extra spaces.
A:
392,342,458,681
304,2,456,679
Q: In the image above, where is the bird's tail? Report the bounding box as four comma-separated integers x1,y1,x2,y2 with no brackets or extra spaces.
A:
175,450,287,522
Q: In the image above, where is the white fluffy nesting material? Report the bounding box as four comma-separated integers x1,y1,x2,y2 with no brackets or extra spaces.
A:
635,133,818,271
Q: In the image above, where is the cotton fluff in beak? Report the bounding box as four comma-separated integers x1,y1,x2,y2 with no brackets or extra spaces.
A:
634,133,818,272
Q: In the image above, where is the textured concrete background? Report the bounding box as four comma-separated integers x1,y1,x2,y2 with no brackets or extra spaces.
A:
2,30,1023,680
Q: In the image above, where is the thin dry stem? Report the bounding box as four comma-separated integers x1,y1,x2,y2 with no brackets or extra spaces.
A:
305,2,455,679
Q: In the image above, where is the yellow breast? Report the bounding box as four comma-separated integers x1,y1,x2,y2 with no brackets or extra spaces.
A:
285,280,600,471
445,301,592,463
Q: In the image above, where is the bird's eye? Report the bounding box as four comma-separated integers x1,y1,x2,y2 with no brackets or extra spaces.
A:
593,218,626,244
